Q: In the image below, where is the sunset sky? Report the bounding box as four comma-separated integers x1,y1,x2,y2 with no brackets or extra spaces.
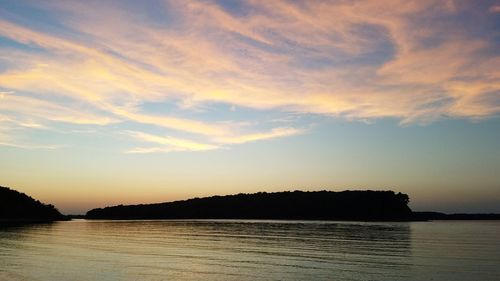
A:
1,0,499,214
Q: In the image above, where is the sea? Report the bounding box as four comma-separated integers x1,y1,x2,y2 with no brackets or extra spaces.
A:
0,220,499,281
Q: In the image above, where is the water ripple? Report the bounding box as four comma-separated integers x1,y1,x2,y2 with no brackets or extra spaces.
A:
0,220,499,280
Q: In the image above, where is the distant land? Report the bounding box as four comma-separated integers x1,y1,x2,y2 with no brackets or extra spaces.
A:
2,186,499,222
413,212,500,220
0,186,67,223
86,190,414,221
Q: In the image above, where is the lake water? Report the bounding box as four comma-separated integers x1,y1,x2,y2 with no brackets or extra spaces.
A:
0,220,499,281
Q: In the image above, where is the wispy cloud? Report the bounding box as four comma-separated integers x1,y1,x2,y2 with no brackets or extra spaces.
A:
0,141,59,150
123,131,220,153
0,113,54,149
0,125,59,150
214,127,304,145
0,0,498,152
490,4,500,13
112,109,233,137
0,94,117,125
122,126,303,153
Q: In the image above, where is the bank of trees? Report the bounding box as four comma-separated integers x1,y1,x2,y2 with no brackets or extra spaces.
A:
86,190,413,221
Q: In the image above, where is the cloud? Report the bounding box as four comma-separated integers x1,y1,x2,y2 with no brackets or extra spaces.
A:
490,5,500,13
112,109,232,137
214,127,304,145
0,0,498,152
0,94,117,125
123,130,220,153
0,122,59,150
0,90,14,98
0,141,58,150
123,126,303,153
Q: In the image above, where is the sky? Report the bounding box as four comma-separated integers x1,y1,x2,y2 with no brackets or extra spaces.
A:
0,0,499,214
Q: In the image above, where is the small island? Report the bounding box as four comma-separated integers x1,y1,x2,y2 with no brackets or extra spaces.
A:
0,186,67,223
86,190,413,221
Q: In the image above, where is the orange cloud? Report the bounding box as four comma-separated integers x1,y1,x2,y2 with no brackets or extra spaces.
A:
0,1,498,151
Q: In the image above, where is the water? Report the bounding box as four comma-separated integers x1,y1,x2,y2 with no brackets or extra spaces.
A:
0,220,499,281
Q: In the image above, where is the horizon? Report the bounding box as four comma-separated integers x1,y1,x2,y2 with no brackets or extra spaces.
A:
4,185,500,216
1,1,499,215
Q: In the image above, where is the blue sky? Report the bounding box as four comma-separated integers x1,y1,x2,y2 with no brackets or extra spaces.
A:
0,0,499,214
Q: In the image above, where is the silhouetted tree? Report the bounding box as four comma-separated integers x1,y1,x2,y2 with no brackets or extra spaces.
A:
0,186,66,222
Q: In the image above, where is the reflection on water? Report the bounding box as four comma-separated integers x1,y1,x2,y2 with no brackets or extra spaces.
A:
0,220,499,280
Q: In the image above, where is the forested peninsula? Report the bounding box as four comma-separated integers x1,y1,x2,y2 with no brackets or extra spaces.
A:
86,190,413,221
0,186,66,223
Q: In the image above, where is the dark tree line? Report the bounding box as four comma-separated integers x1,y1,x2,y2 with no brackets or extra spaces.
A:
86,190,413,221
0,186,66,222
413,212,500,220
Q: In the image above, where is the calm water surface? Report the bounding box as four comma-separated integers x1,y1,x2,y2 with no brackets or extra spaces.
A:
0,220,499,281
